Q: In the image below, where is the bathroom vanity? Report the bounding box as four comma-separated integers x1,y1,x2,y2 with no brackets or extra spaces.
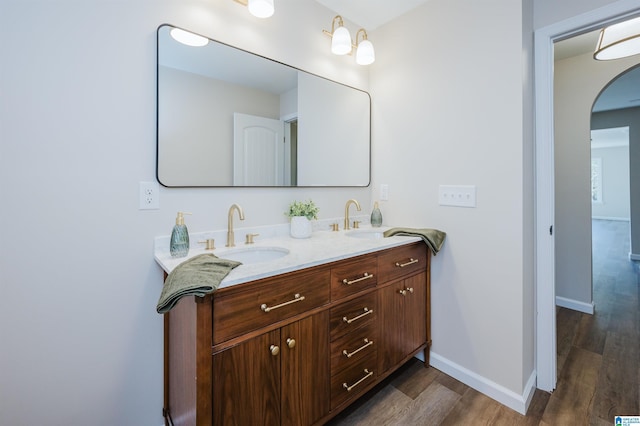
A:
159,234,431,425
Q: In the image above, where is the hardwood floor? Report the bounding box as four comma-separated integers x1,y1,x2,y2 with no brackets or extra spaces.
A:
328,219,639,425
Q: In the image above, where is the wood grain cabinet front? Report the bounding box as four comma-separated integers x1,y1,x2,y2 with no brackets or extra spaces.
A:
163,241,431,426
213,311,330,426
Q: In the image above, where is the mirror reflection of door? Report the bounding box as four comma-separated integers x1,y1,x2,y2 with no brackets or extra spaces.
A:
233,113,286,186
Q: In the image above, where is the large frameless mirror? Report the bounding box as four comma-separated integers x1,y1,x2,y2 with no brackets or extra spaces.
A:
157,24,371,187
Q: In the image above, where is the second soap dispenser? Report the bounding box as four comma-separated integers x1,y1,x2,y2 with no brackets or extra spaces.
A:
170,212,192,258
371,202,383,227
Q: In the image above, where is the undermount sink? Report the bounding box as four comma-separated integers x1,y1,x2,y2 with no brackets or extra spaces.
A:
345,229,385,239
216,246,290,264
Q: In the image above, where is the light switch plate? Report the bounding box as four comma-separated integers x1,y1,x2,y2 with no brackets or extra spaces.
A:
438,185,476,208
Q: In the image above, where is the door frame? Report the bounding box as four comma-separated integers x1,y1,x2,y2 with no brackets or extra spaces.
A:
534,0,640,392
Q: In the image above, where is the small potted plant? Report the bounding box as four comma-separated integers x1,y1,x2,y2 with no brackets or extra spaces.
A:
286,199,319,239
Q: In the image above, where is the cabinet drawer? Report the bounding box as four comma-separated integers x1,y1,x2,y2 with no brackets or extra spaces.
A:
331,356,377,410
331,255,378,300
377,243,427,283
213,269,330,344
330,292,377,341
331,322,377,376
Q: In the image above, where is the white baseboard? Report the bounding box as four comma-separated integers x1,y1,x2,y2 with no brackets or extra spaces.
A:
630,253,640,261
555,296,594,314
429,352,536,415
591,216,629,221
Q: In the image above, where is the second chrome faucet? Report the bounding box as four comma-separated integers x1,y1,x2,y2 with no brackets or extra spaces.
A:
226,203,245,247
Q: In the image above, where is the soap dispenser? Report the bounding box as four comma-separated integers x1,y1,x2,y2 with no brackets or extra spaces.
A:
371,202,383,227
170,212,192,258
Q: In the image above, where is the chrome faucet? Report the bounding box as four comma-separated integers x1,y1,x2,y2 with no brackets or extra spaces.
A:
226,204,245,247
344,199,361,230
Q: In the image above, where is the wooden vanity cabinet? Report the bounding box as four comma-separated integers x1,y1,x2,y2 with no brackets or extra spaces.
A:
163,242,431,426
212,311,330,426
377,243,431,374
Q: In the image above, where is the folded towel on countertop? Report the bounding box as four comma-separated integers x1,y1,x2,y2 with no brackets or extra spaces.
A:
156,253,242,314
383,227,447,255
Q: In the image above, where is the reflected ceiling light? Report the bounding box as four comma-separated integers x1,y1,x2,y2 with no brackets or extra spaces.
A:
355,29,375,65
170,28,209,47
326,15,352,55
233,0,274,19
594,16,640,60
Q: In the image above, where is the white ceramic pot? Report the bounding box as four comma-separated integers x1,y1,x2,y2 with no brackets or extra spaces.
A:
290,216,312,239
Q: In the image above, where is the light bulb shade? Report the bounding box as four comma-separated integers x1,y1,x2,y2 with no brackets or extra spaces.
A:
170,28,209,47
594,16,640,60
356,39,375,65
248,0,274,18
331,26,352,55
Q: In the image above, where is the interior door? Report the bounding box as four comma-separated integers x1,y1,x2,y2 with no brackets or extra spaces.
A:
233,113,285,186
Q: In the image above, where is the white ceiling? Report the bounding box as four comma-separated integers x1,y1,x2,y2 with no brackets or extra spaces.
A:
313,1,640,113
314,0,430,30
555,29,640,112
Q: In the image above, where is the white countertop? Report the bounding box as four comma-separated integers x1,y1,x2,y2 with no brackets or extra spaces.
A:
154,219,421,289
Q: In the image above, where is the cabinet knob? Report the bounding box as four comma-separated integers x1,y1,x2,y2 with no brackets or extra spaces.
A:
398,289,407,296
286,338,296,349
269,345,280,356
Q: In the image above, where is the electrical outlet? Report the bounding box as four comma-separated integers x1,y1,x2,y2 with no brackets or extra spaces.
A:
380,184,389,201
139,181,159,210
438,185,476,208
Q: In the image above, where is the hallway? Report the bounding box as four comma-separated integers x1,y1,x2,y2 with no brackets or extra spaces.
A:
329,219,639,425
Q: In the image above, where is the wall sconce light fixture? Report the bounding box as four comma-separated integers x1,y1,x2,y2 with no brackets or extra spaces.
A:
355,29,375,65
233,0,275,19
594,16,640,60
323,16,375,64
325,15,352,55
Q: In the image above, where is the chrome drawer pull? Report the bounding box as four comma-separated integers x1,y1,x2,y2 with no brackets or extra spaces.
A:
342,272,373,286
395,258,419,268
343,369,373,392
343,307,373,324
261,293,305,313
342,338,373,358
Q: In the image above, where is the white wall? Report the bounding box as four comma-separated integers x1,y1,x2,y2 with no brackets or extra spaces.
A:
0,1,370,424
553,50,638,305
159,66,281,185
370,0,533,399
591,145,630,220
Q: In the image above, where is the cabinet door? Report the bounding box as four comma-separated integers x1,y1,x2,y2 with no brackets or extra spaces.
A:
281,311,330,426
213,330,281,425
402,272,427,357
378,272,427,375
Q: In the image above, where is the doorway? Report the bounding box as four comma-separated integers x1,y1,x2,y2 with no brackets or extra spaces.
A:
534,3,640,392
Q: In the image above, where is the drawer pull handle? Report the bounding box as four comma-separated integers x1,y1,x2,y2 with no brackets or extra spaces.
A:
395,258,419,268
343,307,373,324
261,293,305,313
343,369,373,392
399,287,414,296
269,345,280,356
342,272,373,286
342,338,373,358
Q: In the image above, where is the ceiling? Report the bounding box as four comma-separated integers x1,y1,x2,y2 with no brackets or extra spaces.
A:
314,0,430,30
555,29,640,112
313,1,639,113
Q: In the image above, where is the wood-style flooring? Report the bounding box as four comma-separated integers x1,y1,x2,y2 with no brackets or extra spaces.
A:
328,219,639,425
